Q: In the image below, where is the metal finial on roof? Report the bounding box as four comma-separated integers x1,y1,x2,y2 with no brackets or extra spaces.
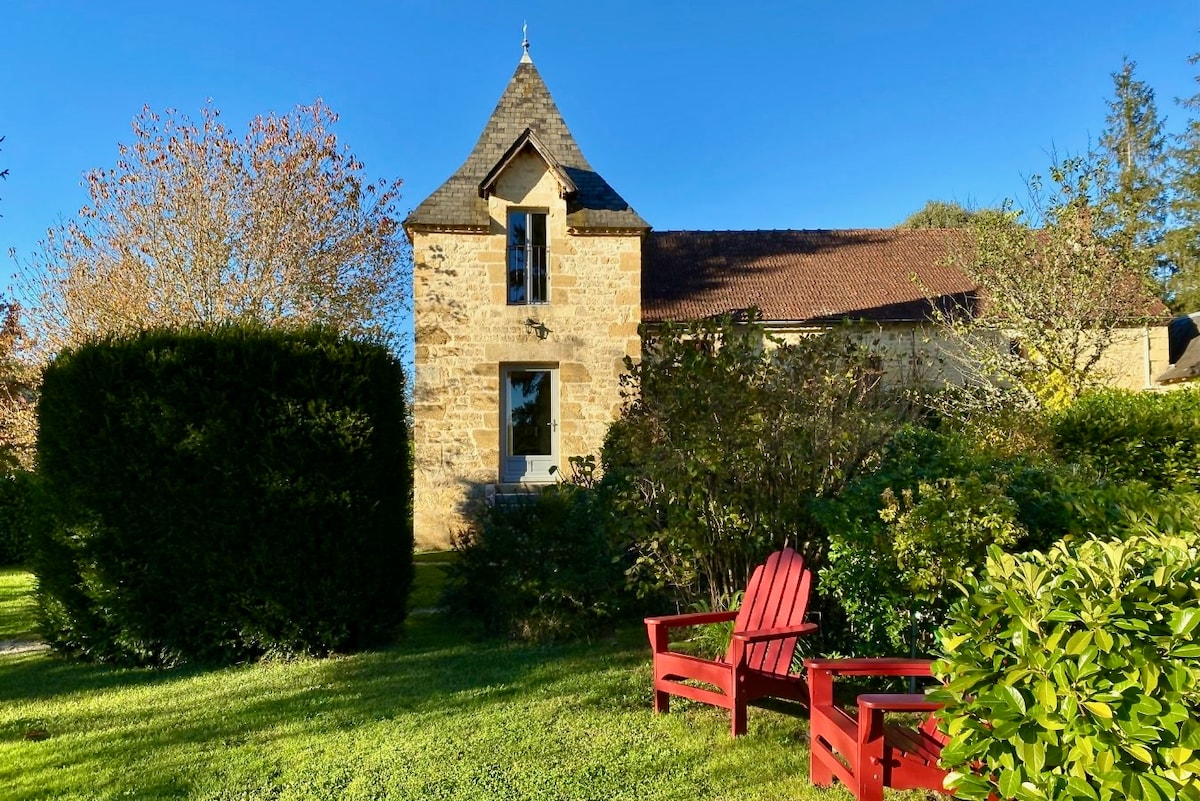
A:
521,21,532,62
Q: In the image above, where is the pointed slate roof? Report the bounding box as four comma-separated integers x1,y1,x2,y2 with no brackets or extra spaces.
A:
405,58,648,232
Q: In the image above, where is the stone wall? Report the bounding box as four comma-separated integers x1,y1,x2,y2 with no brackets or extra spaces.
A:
410,151,642,549
770,321,1170,390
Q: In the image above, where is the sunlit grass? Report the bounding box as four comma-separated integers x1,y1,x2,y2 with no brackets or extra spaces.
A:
0,567,924,800
0,568,37,641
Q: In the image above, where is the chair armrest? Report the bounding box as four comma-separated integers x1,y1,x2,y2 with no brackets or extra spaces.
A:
858,693,943,713
644,610,738,629
804,657,933,678
733,622,819,644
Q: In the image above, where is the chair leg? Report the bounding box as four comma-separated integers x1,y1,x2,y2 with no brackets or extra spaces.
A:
809,745,834,787
731,700,747,737
653,689,670,714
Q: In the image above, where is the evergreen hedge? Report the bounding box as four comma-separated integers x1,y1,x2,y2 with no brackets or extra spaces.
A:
0,470,43,566
34,325,411,665
1052,388,1200,491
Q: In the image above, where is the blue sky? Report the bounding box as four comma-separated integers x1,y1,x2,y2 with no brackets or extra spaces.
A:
2,1,1198,344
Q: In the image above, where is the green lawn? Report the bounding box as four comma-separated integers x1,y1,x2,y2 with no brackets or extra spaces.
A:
0,568,38,641
0,568,908,801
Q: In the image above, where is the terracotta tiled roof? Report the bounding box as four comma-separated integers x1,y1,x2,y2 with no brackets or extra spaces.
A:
405,58,648,232
643,229,979,324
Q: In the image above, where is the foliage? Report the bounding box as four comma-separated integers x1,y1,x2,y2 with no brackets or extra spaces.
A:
602,315,916,608
1167,53,1200,313
899,200,978,229
18,100,409,357
815,425,1074,656
443,466,629,642
1098,57,1168,286
1051,388,1200,491
0,470,46,566
933,528,1200,801
938,156,1156,411
33,325,411,665
0,300,38,471
898,200,1006,229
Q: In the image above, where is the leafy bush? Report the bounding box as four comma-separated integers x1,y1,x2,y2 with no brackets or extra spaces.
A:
1053,388,1200,490
0,470,46,566
934,528,1200,801
443,472,629,642
815,426,1084,656
34,325,411,665
602,315,916,608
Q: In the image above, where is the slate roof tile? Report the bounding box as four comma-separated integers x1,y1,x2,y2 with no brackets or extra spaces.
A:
406,59,648,232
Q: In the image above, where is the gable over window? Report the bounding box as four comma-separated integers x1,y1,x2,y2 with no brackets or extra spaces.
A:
508,210,548,305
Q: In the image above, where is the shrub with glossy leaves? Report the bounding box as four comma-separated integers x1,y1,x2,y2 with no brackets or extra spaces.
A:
933,527,1200,801
34,325,411,665
1052,388,1200,491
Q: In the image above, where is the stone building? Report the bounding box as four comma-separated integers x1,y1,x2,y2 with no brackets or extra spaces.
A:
404,49,1170,550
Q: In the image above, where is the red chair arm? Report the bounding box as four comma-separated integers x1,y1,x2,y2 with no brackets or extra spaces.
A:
804,657,933,678
858,693,943,713
732,622,819,644
644,610,738,629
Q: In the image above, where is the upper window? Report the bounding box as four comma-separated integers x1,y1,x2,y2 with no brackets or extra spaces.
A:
507,211,548,304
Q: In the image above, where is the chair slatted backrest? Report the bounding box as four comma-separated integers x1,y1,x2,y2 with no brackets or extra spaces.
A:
725,547,812,675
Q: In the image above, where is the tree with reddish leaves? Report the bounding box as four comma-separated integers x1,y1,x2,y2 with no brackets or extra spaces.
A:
19,100,409,357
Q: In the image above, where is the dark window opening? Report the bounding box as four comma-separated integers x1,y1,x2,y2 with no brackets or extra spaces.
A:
508,211,548,304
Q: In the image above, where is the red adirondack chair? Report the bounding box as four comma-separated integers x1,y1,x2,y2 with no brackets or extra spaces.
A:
644,547,818,737
804,657,949,801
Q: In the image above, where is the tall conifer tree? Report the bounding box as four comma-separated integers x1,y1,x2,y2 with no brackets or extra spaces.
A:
1167,53,1200,312
1098,58,1168,288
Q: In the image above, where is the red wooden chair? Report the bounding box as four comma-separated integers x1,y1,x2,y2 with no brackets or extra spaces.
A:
804,657,949,801
644,547,818,737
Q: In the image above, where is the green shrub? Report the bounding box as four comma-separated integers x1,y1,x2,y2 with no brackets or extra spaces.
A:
815,426,1087,656
1053,388,1200,490
0,470,46,566
603,315,915,609
443,473,628,642
34,325,411,665
934,531,1200,801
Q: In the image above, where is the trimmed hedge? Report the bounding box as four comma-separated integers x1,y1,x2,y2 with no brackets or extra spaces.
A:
934,524,1200,801
34,325,411,665
0,470,44,566
1053,388,1200,491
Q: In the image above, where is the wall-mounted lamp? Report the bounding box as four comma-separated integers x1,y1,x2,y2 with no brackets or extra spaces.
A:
524,317,551,340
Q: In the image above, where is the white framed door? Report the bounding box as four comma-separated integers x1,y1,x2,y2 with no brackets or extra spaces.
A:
501,366,559,483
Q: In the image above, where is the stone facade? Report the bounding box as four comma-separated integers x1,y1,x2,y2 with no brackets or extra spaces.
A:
411,150,642,549
772,322,1171,391
406,53,1174,550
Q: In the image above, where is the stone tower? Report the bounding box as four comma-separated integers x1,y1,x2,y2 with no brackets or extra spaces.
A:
404,48,648,549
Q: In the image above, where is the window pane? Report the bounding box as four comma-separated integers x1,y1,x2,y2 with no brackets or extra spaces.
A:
507,370,553,456
530,242,547,303
530,213,546,247
507,247,527,304
508,214,528,248
507,212,529,305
